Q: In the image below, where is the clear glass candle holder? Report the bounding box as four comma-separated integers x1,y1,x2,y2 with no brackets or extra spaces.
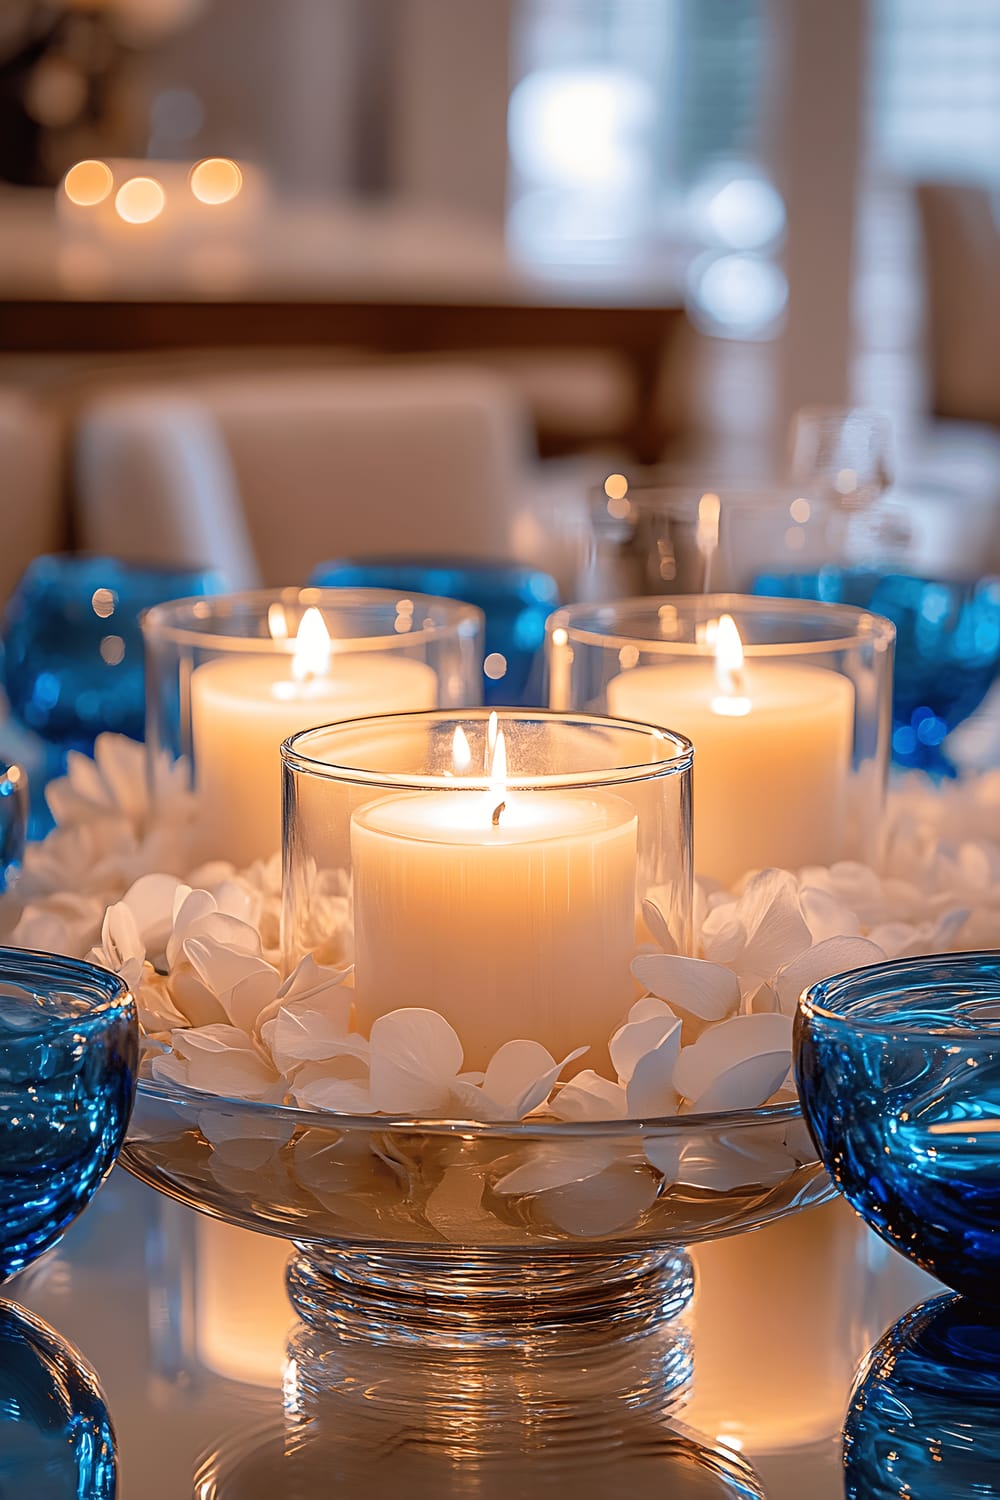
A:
547,594,894,888
281,709,693,1073
142,587,485,869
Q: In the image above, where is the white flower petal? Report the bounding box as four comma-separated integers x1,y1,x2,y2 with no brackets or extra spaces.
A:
799,885,862,944
625,1026,682,1117
673,1013,794,1105
478,1039,587,1120
641,896,678,953
774,936,887,1017
368,1008,465,1114
121,873,184,954
688,1052,792,1114
733,869,813,979
492,1140,619,1196
539,1164,659,1237
630,954,740,1023
674,1126,793,1191
549,1071,628,1121
610,1011,681,1085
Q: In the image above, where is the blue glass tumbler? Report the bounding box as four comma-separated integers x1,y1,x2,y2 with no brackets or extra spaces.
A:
795,951,1000,1302
310,558,559,706
0,947,137,1497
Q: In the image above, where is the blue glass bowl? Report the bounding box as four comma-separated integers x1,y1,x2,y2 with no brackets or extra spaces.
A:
0,1301,117,1498
753,568,1000,773
2,554,225,751
795,951,1000,1303
310,558,559,706
0,947,137,1280
844,1292,1000,1498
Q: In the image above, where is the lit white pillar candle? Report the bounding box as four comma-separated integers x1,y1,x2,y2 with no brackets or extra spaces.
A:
351,726,638,1071
192,609,437,867
607,615,853,887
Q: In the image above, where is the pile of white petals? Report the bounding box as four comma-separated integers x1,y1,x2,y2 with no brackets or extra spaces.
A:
3,734,999,1124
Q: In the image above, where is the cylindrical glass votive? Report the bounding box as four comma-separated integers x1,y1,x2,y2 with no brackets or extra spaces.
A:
281,710,692,1073
143,588,485,869
547,594,894,887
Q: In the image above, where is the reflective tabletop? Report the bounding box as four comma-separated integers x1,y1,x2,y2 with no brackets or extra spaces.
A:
8,1168,940,1499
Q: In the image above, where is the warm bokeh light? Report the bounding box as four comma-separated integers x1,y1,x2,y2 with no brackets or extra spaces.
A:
484,652,508,681
697,491,721,555
189,157,243,205
114,177,166,224
99,634,126,666
789,496,811,523
64,159,114,207
604,472,628,501
91,587,116,619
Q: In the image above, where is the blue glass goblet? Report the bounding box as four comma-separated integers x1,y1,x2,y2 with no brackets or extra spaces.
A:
310,558,559,706
0,948,137,1496
795,951,1000,1302
753,568,1000,774
844,1292,1000,1498
2,555,225,834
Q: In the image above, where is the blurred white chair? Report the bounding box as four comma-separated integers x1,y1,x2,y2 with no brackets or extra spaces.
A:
0,389,64,606
73,365,591,596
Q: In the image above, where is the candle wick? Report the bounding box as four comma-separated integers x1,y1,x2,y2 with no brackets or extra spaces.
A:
491,800,506,827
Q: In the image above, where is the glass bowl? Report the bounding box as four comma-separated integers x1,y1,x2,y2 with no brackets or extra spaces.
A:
281,710,693,1065
122,1078,831,1370
0,947,137,1279
844,1291,1000,1498
795,950,1000,1303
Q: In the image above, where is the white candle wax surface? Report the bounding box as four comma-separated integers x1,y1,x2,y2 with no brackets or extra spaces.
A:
192,652,437,867
351,782,638,1072
608,653,854,887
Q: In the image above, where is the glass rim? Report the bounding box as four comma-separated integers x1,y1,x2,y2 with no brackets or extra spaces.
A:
134,1071,800,1138
141,586,484,655
549,593,896,658
0,945,133,1023
281,708,694,791
799,950,1000,1035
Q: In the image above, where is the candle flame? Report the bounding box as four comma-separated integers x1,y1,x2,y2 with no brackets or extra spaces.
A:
487,719,507,824
712,614,751,717
292,607,331,681
452,725,472,774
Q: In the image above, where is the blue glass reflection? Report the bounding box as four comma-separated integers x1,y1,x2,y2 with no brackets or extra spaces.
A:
753,568,1000,774
0,1303,117,1499
310,558,560,706
0,949,137,1281
845,1293,1000,1498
